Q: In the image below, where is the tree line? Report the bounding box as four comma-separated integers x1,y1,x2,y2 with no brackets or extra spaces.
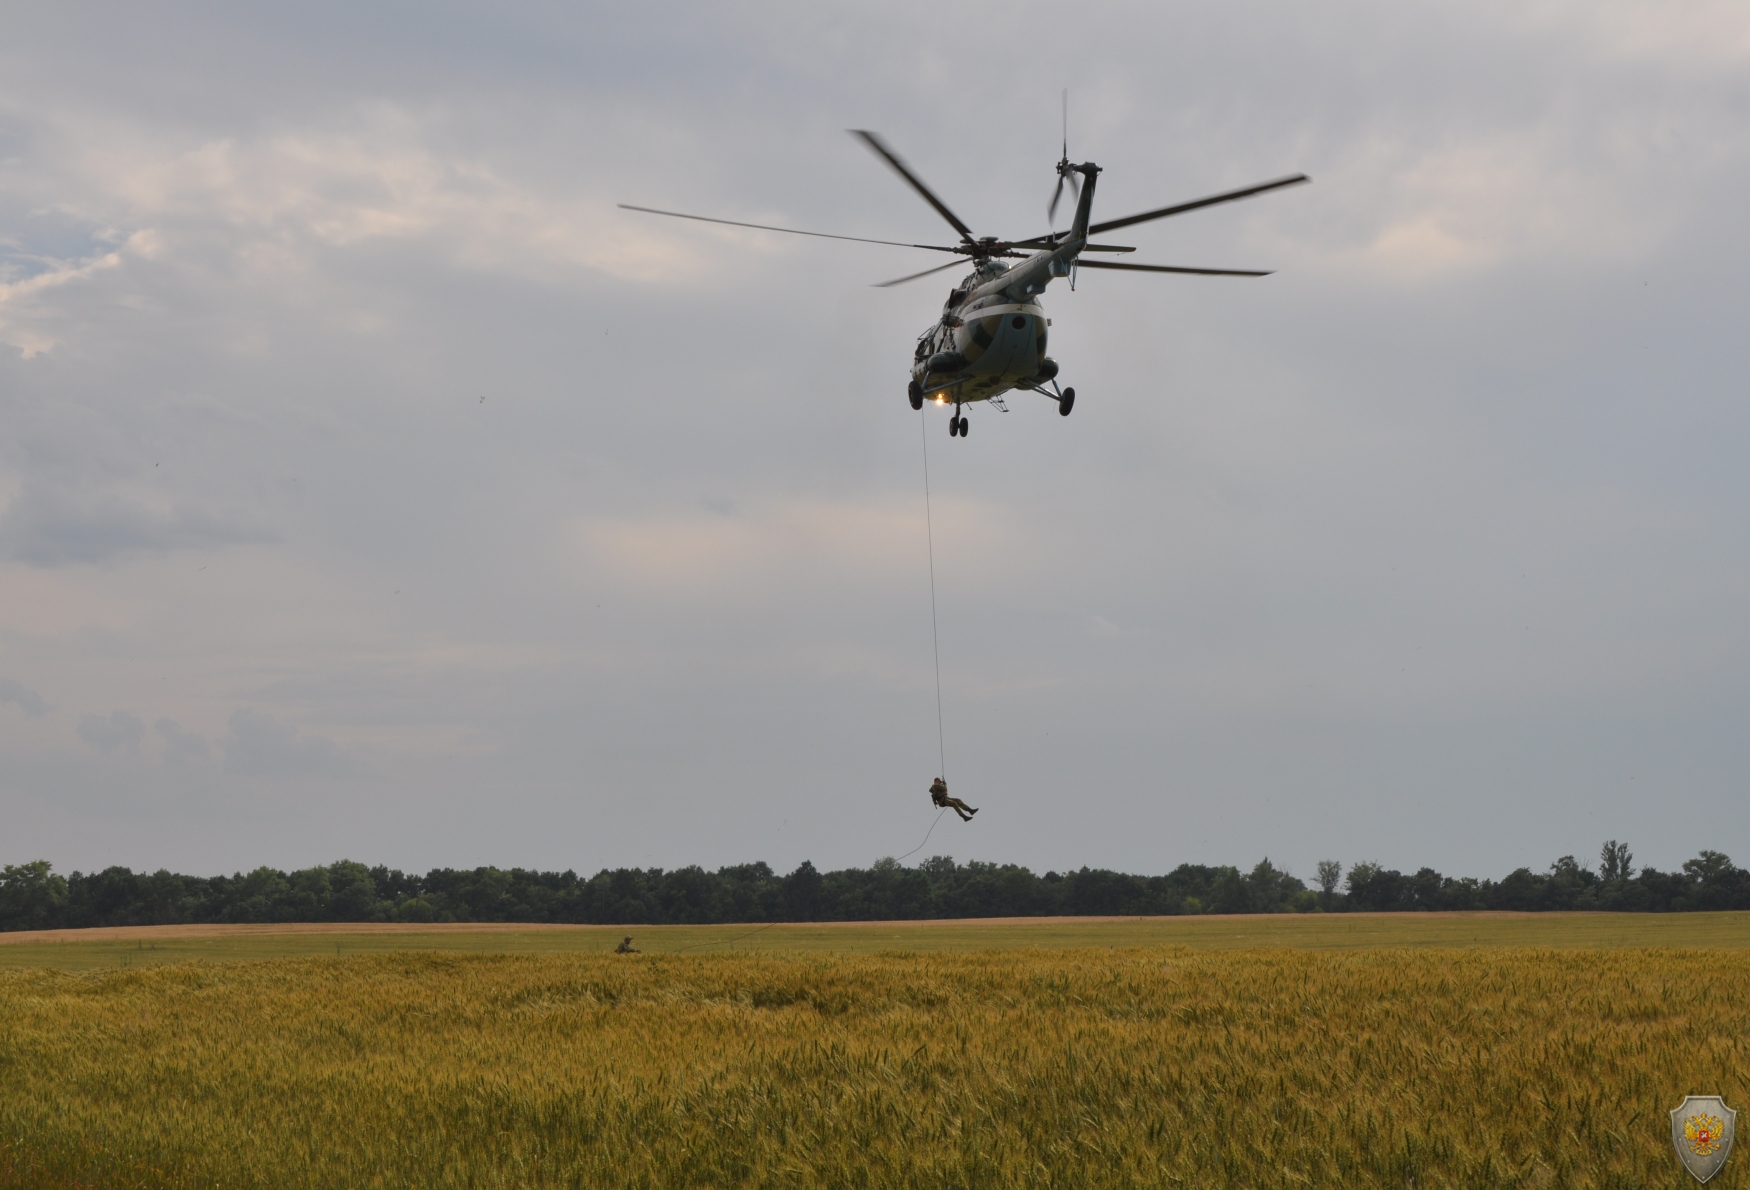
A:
0,841,1745,932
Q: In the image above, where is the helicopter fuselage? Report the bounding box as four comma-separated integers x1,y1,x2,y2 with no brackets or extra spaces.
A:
912,292,1049,408
911,219,1087,409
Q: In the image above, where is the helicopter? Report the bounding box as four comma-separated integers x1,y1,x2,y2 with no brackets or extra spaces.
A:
620,119,1307,438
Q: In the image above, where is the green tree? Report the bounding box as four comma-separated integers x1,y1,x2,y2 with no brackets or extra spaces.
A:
287,866,333,919
326,860,383,921
1599,840,1634,883
1208,867,1253,914
0,861,69,931
1680,851,1746,910
783,861,823,920
1243,858,1305,913
225,866,295,923
1408,867,1446,910
1344,861,1380,909
1546,856,1595,909
1682,850,1735,883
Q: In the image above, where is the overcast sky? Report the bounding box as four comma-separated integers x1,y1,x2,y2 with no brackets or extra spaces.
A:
3,1,1747,883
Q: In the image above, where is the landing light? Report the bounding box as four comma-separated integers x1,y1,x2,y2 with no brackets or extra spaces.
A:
934,395,945,404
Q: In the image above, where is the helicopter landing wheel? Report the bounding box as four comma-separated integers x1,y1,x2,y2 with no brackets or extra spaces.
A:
958,416,969,437
909,380,923,410
1059,387,1076,417
949,415,960,437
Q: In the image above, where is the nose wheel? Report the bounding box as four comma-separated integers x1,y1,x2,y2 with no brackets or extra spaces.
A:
949,409,968,437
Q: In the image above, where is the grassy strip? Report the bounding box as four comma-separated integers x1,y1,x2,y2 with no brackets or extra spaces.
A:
3,910,1749,972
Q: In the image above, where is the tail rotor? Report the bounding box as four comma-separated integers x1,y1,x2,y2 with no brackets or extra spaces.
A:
1048,90,1080,228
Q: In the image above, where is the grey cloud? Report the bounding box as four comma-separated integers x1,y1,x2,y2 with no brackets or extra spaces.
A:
220,708,359,778
0,483,274,565
1,2,1747,880
77,709,145,752
156,717,212,765
0,679,48,717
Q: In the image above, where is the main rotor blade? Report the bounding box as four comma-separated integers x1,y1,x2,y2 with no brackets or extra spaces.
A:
1007,235,1133,252
617,204,966,254
849,130,977,243
1086,174,1310,236
872,258,972,288
1076,260,1272,276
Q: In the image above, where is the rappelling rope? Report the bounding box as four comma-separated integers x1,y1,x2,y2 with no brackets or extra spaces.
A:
895,807,949,863
671,922,779,953
920,410,946,783
889,410,953,870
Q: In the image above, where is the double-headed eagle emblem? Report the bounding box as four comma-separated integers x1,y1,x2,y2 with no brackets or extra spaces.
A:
1672,1096,1737,1183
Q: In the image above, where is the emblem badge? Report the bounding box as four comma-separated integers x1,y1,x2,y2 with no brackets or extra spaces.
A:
1671,1095,1737,1183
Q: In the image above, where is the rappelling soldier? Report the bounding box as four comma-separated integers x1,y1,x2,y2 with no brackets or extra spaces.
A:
929,777,978,821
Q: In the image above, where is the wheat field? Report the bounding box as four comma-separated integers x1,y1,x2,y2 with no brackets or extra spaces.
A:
2,940,1747,1188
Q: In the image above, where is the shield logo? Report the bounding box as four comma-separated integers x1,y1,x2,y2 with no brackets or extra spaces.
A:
1671,1095,1737,1183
